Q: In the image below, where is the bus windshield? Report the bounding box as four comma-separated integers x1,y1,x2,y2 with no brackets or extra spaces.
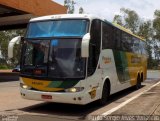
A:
26,19,89,38
23,39,86,79
49,39,85,79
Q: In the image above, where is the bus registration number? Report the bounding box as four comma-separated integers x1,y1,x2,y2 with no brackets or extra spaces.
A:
41,95,52,99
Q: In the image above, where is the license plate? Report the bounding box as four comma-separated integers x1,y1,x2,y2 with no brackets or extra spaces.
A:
41,95,52,99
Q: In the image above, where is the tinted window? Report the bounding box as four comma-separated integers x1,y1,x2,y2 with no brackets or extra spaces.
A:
121,32,133,52
121,32,127,51
140,41,147,55
101,21,146,55
114,29,122,50
102,22,114,49
26,20,89,38
88,19,101,76
132,37,140,54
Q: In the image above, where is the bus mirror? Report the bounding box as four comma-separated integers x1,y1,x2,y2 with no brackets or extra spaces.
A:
8,36,21,59
81,33,90,58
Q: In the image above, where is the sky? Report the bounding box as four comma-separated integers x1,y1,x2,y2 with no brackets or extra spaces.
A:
53,0,160,21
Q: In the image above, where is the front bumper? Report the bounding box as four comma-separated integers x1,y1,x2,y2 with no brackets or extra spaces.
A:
20,88,92,105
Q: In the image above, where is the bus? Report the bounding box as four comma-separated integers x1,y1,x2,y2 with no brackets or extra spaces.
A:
8,14,147,105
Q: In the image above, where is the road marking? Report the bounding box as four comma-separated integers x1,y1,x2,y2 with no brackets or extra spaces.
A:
101,81,160,116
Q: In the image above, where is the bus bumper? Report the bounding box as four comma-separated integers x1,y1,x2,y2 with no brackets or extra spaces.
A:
20,88,93,105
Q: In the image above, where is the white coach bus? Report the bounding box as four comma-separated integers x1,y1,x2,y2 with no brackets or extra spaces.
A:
8,14,147,105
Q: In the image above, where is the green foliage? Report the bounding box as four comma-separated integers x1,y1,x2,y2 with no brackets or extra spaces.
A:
153,10,160,39
0,65,8,69
154,10,160,17
121,8,140,33
153,10,160,69
137,21,154,69
0,29,26,68
138,21,153,38
64,0,75,14
79,7,84,14
64,0,84,14
114,8,140,33
113,15,123,26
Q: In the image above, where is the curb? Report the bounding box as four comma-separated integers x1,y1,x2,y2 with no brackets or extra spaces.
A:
0,72,19,82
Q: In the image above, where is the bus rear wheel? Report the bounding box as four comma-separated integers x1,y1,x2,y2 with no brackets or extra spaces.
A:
98,82,110,105
135,76,141,90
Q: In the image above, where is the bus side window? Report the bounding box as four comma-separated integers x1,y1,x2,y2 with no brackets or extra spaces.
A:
114,29,122,50
88,19,101,76
132,37,140,54
142,41,147,55
121,32,133,52
102,22,114,49
140,41,147,55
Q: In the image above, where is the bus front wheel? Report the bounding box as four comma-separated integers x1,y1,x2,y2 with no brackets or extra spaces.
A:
98,81,110,105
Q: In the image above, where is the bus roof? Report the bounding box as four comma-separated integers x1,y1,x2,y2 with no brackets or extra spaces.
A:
30,14,98,22
30,14,145,41
112,22,145,41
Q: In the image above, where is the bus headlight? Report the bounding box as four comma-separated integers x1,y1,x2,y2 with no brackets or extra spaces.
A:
20,83,31,90
65,87,84,93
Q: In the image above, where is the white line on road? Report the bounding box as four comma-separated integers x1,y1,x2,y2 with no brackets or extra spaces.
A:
101,81,160,116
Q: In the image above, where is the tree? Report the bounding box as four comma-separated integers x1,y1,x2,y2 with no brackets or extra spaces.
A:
64,0,75,14
153,10,160,66
153,10,160,39
121,8,140,33
79,7,84,14
113,8,140,34
137,21,154,68
0,29,25,68
113,15,123,26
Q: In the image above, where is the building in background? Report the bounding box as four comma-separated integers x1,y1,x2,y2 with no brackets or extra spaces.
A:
0,0,67,30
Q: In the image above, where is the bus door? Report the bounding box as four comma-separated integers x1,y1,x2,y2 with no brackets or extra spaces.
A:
87,19,102,98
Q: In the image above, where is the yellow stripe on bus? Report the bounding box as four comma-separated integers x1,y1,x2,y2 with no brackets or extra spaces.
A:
125,53,147,86
21,77,64,92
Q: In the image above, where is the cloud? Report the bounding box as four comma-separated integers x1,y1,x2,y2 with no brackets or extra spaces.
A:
54,0,160,21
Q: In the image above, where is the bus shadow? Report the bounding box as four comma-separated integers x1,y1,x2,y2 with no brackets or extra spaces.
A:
108,85,145,103
19,85,145,120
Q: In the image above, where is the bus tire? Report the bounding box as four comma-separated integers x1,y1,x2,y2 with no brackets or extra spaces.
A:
135,75,141,90
98,81,110,105
141,73,143,82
